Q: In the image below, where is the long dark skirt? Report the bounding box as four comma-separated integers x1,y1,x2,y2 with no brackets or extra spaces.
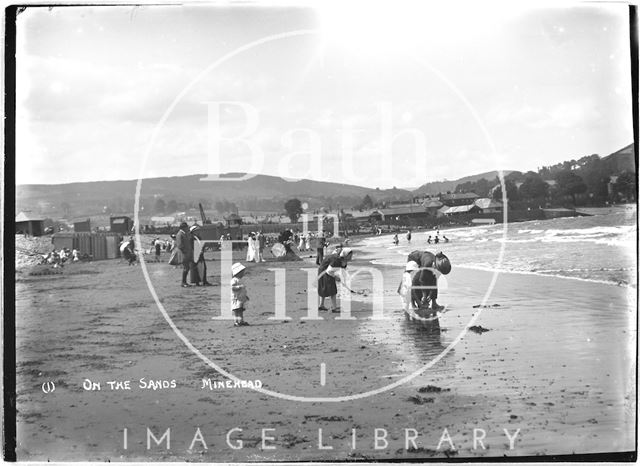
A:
411,270,438,308
122,247,136,264
318,274,338,298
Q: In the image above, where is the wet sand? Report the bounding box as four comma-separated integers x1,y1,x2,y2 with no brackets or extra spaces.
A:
14,247,636,461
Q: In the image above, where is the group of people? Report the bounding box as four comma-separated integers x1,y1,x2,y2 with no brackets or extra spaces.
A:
174,223,212,287
169,220,453,326
244,231,267,263
427,235,449,244
120,237,137,265
292,230,325,252
41,247,82,267
394,230,413,245
227,239,451,328
277,228,334,265
398,250,451,312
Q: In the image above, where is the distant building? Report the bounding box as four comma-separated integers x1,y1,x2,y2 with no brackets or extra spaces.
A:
474,198,503,213
440,204,482,216
150,216,176,226
380,205,428,220
422,199,444,216
440,192,479,206
224,213,243,227
15,212,45,236
73,219,91,232
110,216,133,234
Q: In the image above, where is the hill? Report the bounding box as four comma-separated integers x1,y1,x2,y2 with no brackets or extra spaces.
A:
411,170,515,195
16,142,635,220
16,174,413,219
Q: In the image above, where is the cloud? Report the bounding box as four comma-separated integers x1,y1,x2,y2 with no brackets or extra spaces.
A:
486,99,602,130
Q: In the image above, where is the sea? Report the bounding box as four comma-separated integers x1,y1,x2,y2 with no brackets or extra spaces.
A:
356,205,637,288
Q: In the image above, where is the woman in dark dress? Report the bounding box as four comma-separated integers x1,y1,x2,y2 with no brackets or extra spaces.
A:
189,225,212,286
318,248,353,312
406,250,451,310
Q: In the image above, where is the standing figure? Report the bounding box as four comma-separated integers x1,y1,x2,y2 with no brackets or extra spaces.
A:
230,262,250,326
176,222,195,287
154,238,162,262
190,226,212,286
406,230,412,242
393,234,399,245
257,231,266,262
315,230,327,265
317,248,353,313
246,233,257,262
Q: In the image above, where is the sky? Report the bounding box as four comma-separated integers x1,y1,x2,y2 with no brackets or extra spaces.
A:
15,1,634,188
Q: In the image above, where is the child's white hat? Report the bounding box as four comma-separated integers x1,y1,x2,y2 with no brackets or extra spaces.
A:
405,260,420,272
231,262,246,277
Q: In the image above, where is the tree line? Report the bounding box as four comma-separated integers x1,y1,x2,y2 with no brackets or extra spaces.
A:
454,152,636,207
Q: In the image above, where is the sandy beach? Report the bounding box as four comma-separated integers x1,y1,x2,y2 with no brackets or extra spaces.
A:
14,241,636,461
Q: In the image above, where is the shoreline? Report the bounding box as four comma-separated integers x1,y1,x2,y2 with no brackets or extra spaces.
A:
15,247,636,460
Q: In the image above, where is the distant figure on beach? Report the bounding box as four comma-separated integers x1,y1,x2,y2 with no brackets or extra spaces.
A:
230,262,249,326
406,230,412,242
279,229,294,254
246,233,257,262
298,232,306,251
393,234,399,245
443,236,449,243
318,248,353,313
121,236,137,265
315,230,327,265
154,238,162,262
405,250,451,311
190,225,212,286
257,231,266,262
176,222,195,287
305,233,312,251
434,236,440,244
427,235,432,244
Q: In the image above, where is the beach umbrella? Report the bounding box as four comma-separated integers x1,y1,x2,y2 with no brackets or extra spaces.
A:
271,243,286,258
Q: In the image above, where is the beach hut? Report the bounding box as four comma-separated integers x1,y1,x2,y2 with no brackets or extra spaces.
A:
73,219,91,232
52,232,123,259
15,212,45,236
110,216,133,234
224,213,243,227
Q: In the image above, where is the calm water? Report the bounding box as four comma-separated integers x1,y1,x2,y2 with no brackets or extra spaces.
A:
357,205,637,287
